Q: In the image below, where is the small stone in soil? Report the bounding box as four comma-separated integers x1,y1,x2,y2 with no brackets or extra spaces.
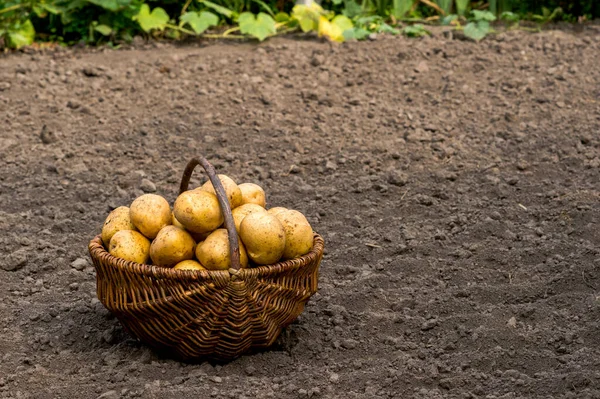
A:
387,170,408,186
71,258,88,271
140,179,157,193
2,249,28,271
421,319,439,331
40,125,58,144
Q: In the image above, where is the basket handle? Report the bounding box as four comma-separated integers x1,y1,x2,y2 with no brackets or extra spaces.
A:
179,157,241,271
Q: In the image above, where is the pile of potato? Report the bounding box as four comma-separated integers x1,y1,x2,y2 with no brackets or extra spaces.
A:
101,175,314,271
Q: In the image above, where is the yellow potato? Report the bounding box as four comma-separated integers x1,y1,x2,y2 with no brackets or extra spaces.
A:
267,207,288,217
174,259,206,271
198,174,243,209
109,230,151,264
238,183,266,207
173,190,223,234
150,225,196,267
239,212,286,265
101,206,136,247
275,210,314,260
172,212,186,229
195,228,248,270
232,203,266,232
129,194,171,239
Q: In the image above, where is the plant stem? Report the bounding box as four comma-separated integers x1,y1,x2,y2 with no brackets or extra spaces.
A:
0,3,25,14
181,0,193,15
202,33,247,39
165,23,196,35
222,26,241,36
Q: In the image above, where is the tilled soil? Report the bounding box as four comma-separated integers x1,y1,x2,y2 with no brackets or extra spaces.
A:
1,26,600,399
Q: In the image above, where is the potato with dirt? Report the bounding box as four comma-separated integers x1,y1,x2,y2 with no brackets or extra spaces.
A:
195,228,249,270
109,230,151,264
239,212,286,265
129,194,172,239
101,206,136,246
173,190,223,233
267,207,288,217
275,210,314,260
232,203,267,232
172,212,186,230
150,225,196,267
238,183,266,207
174,259,206,271
198,174,243,209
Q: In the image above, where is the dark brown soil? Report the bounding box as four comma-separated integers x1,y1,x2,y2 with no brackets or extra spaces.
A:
1,26,600,399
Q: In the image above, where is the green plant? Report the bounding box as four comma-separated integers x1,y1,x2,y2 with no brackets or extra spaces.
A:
463,9,495,41
402,23,428,37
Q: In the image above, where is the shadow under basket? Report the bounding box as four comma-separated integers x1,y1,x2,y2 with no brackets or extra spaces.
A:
87,156,324,361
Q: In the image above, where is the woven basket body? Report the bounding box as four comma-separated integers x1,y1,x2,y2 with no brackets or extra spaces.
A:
89,233,323,361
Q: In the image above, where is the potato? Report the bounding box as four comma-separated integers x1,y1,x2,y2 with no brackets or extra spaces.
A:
150,225,196,267
101,206,136,247
239,212,285,265
267,207,288,217
172,212,186,230
198,174,243,209
109,230,151,264
173,190,223,234
130,194,171,239
238,183,266,207
232,203,266,232
275,210,314,260
174,259,206,271
195,229,248,270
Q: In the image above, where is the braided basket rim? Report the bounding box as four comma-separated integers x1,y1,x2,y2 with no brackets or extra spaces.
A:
88,232,324,282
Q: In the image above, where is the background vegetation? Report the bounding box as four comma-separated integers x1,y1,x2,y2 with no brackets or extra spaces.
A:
1,0,598,49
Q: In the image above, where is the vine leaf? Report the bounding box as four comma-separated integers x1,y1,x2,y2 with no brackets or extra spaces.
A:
463,20,490,41
238,12,276,41
199,0,235,19
94,24,113,36
317,15,352,42
133,4,169,32
7,19,35,49
291,3,323,32
180,11,219,34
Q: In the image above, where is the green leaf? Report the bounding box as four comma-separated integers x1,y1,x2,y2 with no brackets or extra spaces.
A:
32,5,47,17
378,23,399,34
250,0,276,17
238,12,276,41
441,14,458,25
94,24,112,35
180,11,219,34
402,24,429,37
133,4,169,32
7,19,35,49
392,0,413,19
471,10,496,22
41,3,62,14
274,12,290,22
332,0,343,4
86,0,120,12
341,0,362,18
331,15,353,33
500,11,519,23
291,4,322,32
198,0,235,18
463,20,489,41
455,0,469,16
343,27,369,40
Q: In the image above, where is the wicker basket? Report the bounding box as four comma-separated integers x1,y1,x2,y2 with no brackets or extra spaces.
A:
88,156,324,361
